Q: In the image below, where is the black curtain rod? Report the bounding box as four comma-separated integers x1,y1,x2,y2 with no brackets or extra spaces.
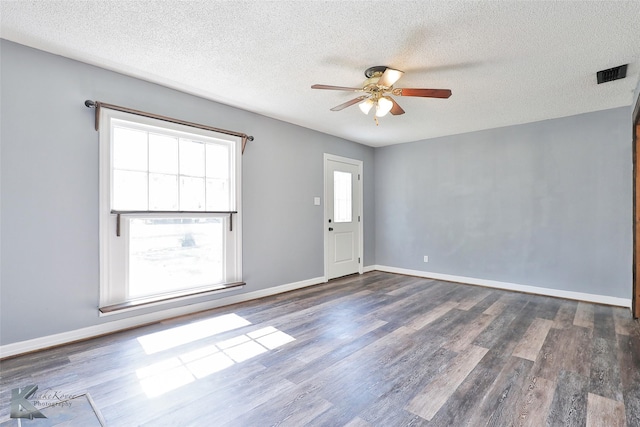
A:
84,100,254,153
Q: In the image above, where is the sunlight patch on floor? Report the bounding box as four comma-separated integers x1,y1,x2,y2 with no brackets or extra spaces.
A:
136,321,296,398
136,357,195,398
137,313,251,354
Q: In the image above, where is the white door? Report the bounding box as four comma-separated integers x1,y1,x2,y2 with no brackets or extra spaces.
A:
325,154,362,280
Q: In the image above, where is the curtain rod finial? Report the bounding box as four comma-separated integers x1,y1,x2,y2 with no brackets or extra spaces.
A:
248,136,254,141
85,100,96,108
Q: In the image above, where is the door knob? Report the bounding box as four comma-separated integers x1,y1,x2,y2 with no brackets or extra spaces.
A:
328,227,334,231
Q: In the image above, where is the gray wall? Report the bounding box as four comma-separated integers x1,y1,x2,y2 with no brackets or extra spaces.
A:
1,38,636,347
0,40,375,346
375,107,632,299
634,76,640,121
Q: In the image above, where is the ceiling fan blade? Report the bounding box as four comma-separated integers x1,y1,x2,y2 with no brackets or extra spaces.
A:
312,84,363,92
395,88,452,98
390,98,405,115
377,68,404,88
330,96,368,111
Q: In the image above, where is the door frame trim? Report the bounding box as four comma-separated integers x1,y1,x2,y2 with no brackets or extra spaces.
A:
323,153,364,282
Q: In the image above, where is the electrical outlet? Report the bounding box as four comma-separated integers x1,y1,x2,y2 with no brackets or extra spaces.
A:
423,256,429,263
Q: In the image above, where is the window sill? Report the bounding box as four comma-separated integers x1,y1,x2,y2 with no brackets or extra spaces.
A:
99,282,245,316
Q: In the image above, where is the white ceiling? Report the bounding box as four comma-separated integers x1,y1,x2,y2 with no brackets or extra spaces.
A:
2,1,640,147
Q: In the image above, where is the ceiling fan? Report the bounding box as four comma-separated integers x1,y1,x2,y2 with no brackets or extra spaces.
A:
312,66,452,124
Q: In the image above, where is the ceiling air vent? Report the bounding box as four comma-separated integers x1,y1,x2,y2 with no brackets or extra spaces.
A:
597,64,628,84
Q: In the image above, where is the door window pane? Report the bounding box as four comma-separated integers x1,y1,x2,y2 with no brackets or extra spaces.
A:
334,171,352,223
128,218,224,299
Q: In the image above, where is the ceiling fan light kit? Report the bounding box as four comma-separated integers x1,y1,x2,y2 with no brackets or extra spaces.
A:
358,98,375,114
312,66,452,125
375,96,394,117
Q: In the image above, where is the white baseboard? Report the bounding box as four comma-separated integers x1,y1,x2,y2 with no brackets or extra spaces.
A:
0,276,325,359
3,267,630,358
372,265,632,308
362,265,376,273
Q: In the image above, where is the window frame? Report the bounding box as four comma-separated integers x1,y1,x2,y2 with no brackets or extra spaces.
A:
98,108,243,315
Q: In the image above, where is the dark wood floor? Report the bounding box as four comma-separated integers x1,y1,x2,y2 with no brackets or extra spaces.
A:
1,271,639,426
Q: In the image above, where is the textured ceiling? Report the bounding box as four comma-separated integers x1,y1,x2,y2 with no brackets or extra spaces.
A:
2,1,640,147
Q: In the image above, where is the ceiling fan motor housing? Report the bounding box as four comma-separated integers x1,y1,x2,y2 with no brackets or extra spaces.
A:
364,65,390,78
363,66,395,99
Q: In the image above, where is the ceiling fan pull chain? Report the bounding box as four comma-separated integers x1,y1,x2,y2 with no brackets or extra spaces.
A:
374,116,379,126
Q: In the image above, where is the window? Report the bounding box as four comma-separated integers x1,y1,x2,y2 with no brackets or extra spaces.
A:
333,170,352,223
99,108,242,313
